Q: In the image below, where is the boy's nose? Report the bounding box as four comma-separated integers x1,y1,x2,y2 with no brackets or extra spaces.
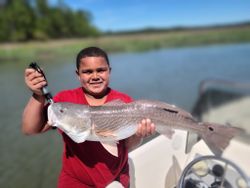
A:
93,71,98,78
92,71,100,80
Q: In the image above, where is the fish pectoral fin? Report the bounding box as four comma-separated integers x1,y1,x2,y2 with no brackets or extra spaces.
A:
96,130,117,139
91,123,117,139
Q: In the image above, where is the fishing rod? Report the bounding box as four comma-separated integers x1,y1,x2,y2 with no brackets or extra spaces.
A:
29,62,54,104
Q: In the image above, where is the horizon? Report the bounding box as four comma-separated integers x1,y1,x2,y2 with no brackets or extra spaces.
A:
102,20,250,34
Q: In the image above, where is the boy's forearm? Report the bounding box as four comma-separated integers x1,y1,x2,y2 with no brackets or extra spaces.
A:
22,94,49,134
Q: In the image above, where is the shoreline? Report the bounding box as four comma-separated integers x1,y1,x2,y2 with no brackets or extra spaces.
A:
1,25,250,62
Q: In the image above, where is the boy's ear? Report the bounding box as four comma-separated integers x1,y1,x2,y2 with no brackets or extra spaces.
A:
76,70,80,81
76,69,79,75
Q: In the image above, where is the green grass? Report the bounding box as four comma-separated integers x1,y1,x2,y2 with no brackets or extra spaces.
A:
1,25,250,62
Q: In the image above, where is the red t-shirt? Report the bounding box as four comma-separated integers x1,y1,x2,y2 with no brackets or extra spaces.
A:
53,87,133,188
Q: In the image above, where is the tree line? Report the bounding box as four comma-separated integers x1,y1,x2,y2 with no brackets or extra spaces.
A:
0,0,100,42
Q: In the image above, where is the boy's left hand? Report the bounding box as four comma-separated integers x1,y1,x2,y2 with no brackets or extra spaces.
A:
136,118,156,137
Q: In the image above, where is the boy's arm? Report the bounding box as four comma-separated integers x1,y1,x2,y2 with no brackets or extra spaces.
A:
22,94,51,134
22,68,51,135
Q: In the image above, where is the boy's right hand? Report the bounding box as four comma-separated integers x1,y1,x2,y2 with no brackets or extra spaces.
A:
24,68,47,96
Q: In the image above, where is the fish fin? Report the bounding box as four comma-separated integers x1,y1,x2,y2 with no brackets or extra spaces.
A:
95,129,118,139
103,99,125,106
165,155,182,188
185,131,200,154
161,128,175,139
200,122,242,156
91,123,118,141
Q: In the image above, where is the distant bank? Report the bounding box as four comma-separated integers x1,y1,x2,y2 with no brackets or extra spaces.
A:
0,22,250,62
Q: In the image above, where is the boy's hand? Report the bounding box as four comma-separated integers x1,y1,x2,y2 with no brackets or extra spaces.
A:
24,68,47,96
136,118,156,137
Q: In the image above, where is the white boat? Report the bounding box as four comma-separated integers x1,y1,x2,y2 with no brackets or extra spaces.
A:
129,80,250,188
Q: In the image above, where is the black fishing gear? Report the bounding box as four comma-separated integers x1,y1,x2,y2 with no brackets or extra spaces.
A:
29,62,54,104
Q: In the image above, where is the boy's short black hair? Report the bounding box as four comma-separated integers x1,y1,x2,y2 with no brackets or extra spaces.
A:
76,47,110,70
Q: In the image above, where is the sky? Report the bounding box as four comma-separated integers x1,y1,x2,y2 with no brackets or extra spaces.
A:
50,0,250,32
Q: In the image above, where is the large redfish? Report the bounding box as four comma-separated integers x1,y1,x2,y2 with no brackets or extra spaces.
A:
47,100,240,155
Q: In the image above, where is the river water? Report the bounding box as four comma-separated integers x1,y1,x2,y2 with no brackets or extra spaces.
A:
1,43,250,187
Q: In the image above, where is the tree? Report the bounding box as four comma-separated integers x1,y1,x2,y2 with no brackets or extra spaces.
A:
0,0,100,42
70,10,100,37
0,0,35,41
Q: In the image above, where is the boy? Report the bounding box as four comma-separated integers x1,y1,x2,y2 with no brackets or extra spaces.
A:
22,47,155,187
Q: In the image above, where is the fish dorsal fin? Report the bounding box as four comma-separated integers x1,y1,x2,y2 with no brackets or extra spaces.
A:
104,99,125,106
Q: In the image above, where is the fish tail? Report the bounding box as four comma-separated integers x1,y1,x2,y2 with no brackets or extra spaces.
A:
199,122,241,156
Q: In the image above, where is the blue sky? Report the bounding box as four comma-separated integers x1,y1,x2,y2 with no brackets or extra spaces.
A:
50,0,250,32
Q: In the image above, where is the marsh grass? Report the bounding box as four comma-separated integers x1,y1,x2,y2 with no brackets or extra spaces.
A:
1,25,250,62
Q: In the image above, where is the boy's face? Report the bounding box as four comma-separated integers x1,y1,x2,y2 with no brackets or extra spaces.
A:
77,56,111,97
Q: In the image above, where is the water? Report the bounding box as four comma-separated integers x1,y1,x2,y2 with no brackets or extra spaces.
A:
110,43,250,110
1,43,250,187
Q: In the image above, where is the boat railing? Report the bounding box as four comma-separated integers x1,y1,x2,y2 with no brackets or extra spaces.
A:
199,79,250,96
193,79,250,120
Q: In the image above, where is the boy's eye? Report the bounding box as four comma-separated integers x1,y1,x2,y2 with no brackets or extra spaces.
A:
96,68,108,73
81,67,108,74
82,70,93,74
